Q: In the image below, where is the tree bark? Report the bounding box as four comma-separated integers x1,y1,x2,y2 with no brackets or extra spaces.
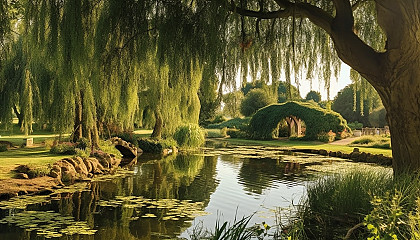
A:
13,105,23,127
151,110,163,139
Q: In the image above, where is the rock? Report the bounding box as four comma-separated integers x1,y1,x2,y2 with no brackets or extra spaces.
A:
0,140,14,148
83,158,93,173
86,158,104,174
350,152,361,161
73,157,89,176
319,149,328,156
358,152,367,162
15,165,30,173
16,173,29,179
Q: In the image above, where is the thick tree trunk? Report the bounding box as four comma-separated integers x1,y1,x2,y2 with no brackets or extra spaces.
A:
374,0,420,174
151,110,163,139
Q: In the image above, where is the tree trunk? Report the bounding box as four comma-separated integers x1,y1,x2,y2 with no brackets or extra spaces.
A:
151,110,163,139
13,105,23,127
73,93,83,142
374,0,420,174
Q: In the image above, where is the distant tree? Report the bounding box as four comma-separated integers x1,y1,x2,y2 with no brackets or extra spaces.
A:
223,91,244,118
240,89,276,117
241,80,267,95
305,91,322,103
277,81,301,103
369,107,387,127
332,84,383,127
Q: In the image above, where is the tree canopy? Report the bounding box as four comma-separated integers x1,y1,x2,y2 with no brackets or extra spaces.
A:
0,0,420,173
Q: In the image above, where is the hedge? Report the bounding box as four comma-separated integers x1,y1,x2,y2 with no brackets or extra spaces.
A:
248,101,350,140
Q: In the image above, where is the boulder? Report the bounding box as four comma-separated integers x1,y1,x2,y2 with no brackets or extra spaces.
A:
319,149,328,156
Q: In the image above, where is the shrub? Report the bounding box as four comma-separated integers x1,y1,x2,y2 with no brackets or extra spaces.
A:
240,89,276,117
44,139,57,149
352,136,376,144
50,143,76,155
348,121,363,130
317,131,336,143
0,144,7,152
75,137,90,150
137,138,177,153
212,115,227,124
226,128,247,138
207,117,250,130
173,124,205,148
206,129,227,138
74,148,90,158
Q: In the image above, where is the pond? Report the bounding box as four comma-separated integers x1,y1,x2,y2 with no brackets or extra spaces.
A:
0,145,387,239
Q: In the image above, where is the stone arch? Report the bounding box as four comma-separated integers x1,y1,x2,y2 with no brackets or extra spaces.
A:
248,102,349,140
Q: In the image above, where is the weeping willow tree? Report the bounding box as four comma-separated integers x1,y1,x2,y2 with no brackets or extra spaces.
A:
220,0,420,174
1,0,419,173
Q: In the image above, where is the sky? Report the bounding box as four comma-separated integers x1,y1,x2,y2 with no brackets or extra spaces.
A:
230,62,353,101
297,63,352,101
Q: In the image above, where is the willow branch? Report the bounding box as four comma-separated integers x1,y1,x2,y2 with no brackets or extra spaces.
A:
230,1,333,34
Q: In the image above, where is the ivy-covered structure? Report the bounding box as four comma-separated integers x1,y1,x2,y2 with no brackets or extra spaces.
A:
248,102,349,140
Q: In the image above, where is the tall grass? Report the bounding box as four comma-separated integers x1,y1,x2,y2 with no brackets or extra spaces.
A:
351,135,391,149
288,170,420,239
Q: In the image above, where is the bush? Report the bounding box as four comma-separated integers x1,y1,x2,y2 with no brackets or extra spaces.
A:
74,148,90,158
226,128,247,138
352,136,376,144
75,137,90,150
317,131,336,143
207,117,250,130
173,124,205,148
348,121,363,130
351,136,391,149
0,144,7,152
50,143,76,155
205,128,227,138
137,138,177,153
248,102,349,140
240,89,276,117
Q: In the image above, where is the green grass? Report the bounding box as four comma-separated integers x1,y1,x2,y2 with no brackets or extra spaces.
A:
212,137,392,157
289,170,420,239
133,129,153,138
0,146,71,179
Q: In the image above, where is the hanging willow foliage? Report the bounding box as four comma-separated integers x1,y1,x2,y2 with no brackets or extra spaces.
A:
0,0,385,139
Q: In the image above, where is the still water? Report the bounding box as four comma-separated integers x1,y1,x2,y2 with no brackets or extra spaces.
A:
0,146,373,239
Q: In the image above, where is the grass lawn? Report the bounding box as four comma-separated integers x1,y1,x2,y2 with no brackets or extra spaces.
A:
0,146,71,180
212,137,392,157
133,129,153,138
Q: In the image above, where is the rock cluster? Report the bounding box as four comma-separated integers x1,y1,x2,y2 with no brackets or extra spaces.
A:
291,148,393,166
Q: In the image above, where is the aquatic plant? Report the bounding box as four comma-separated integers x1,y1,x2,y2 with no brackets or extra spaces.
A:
0,211,96,238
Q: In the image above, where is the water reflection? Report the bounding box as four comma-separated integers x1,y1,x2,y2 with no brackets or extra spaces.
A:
0,150,313,240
